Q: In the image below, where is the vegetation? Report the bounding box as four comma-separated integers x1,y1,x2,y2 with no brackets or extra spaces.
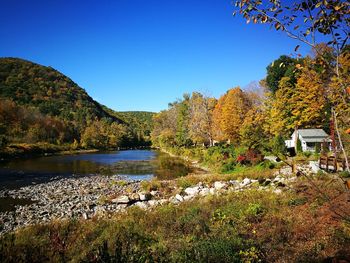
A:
0,58,154,155
102,108,155,146
1,179,349,262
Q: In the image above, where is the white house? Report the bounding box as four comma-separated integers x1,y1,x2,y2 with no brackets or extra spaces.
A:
285,129,331,152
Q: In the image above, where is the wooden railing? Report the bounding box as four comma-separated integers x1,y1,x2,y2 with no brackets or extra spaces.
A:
319,155,346,172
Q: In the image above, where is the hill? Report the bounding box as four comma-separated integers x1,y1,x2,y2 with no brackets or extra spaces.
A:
0,57,134,151
101,106,155,145
0,57,123,125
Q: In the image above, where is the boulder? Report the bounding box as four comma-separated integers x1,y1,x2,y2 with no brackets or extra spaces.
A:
111,195,130,204
134,202,148,209
240,178,251,187
130,193,140,201
214,181,227,190
139,192,152,201
184,186,200,196
175,194,184,202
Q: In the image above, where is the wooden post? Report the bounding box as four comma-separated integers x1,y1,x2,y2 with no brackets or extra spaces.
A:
326,156,329,172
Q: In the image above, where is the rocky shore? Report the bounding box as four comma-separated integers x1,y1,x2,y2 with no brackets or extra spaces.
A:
0,165,303,235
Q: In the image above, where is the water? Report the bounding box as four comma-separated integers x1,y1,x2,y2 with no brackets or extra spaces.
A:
0,150,194,189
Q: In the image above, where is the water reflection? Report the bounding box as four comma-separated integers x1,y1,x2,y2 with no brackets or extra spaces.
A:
0,150,196,189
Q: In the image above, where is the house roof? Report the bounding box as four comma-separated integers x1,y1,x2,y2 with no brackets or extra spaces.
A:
297,129,329,138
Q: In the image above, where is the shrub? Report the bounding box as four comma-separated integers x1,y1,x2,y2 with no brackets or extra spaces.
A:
245,149,264,165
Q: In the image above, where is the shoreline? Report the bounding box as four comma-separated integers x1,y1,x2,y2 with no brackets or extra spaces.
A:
0,144,152,162
158,147,211,173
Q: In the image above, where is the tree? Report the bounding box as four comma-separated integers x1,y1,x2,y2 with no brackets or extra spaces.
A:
175,94,191,147
272,134,287,155
188,92,216,146
266,55,299,94
233,0,350,170
240,106,268,149
290,63,328,129
212,87,252,143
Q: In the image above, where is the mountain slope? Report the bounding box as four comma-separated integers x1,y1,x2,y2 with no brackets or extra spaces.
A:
0,57,132,150
0,57,123,126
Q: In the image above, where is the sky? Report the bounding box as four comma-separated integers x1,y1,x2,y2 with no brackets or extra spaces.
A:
0,0,311,112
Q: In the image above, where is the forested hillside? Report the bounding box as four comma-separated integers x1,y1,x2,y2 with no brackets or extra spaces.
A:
108,110,154,145
0,57,151,151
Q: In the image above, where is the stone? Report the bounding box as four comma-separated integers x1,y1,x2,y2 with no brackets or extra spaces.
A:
175,194,184,202
139,192,152,201
199,188,210,196
183,195,192,201
258,178,266,185
111,195,130,204
150,190,158,196
130,193,140,201
262,179,271,186
148,200,158,207
134,202,148,209
214,181,227,190
209,188,216,195
184,186,200,196
274,189,282,194
82,213,88,220
309,161,321,174
241,178,251,187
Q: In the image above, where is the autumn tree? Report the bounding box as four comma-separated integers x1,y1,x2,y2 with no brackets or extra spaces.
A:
212,87,252,143
151,107,178,147
233,0,350,170
240,105,268,149
188,92,216,146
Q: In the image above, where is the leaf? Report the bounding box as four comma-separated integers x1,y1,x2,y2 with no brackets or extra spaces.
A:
275,23,281,30
295,45,300,52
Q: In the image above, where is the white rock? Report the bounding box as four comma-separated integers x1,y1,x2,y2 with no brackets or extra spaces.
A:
183,195,192,201
241,178,251,187
111,195,130,204
150,190,158,196
134,202,148,209
139,192,151,201
82,213,88,220
214,181,227,190
169,197,179,204
274,189,282,194
148,200,158,207
209,188,216,195
184,186,200,196
309,161,321,174
175,194,184,202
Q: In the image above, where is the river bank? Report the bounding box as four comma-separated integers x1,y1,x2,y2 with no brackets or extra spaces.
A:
0,163,303,235
0,143,153,161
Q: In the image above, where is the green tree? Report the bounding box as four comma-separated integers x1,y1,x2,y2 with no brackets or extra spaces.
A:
266,55,299,94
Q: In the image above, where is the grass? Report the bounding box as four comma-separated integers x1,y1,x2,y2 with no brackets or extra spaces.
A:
1,177,349,262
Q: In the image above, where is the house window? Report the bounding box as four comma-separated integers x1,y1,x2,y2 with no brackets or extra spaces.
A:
306,142,316,150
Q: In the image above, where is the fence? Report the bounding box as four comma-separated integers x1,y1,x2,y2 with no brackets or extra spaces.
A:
319,155,346,172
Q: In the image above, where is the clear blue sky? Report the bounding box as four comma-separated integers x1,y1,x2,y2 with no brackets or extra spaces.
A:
0,0,310,112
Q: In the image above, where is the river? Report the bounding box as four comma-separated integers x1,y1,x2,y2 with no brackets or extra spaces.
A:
0,149,195,190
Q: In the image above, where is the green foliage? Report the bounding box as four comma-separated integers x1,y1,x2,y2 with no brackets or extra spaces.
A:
296,137,302,153
266,55,299,94
272,134,287,155
0,58,151,150
103,108,155,146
